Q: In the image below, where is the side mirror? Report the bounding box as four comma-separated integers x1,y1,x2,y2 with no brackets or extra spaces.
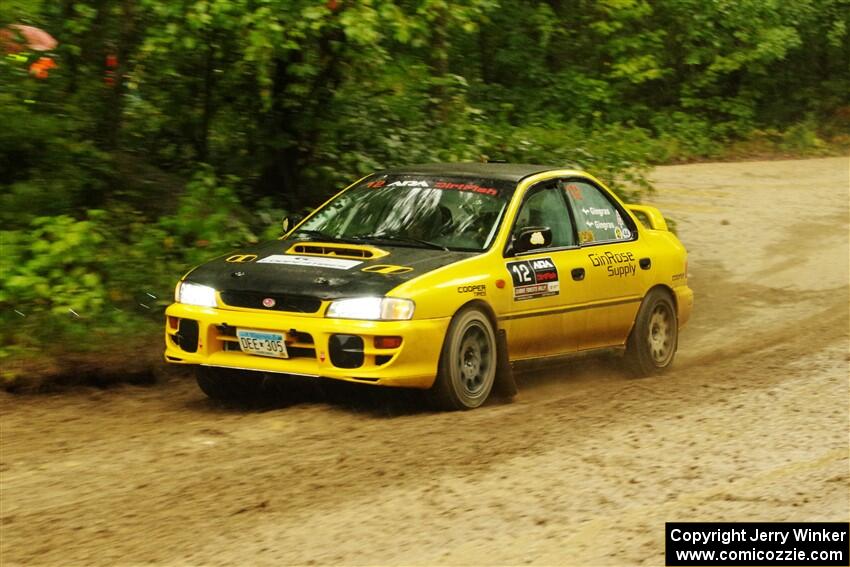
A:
282,214,304,235
513,226,552,254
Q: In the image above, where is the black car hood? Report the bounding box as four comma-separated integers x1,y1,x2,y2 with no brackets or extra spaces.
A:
185,239,476,300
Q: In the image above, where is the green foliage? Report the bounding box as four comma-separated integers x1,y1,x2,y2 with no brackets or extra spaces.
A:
780,119,829,154
0,29,114,226
647,113,723,162
1,214,108,314
0,169,279,374
0,213,115,365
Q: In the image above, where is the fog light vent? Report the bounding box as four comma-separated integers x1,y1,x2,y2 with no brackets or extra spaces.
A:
176,319,199,353
329,334,364,368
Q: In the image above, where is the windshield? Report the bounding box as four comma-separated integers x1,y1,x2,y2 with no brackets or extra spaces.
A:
294,175,515,251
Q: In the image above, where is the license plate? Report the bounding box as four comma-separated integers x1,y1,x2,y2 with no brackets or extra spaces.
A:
236,330,288,358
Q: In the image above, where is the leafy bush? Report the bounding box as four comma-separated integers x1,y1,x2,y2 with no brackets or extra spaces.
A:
477,122,655,201
647,113,723,162
780,119,828,154
0,50,114,228
0,168,284,384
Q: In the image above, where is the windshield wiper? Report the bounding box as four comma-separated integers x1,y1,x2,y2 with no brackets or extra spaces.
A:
298,229,450,251
355,233,449,251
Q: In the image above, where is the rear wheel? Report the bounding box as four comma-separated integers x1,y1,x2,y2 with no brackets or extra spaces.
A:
624,289,678,376
195,366,264,401
431,307,498,410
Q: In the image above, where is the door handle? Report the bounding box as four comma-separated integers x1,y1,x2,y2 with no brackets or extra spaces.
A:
571,267,585,281
639,258,651,270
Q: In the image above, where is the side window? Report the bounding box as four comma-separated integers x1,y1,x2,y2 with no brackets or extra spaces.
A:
513,186,575,248
561,181,633,244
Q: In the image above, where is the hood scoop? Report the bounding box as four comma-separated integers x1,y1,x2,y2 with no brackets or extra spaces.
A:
287,242,389,260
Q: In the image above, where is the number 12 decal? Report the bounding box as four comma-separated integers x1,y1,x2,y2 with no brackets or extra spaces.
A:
506,257,560,301
510,263,532,283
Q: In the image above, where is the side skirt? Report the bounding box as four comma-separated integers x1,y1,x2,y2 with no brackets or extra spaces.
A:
509,345,625,371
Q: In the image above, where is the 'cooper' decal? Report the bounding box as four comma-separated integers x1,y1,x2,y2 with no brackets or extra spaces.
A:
457,284,486,297
506,257,560,301
257,255,362,270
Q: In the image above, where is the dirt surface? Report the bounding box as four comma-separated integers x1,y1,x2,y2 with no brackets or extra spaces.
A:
2,157,848,566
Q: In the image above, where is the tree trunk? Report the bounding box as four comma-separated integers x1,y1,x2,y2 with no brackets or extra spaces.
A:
197,32,215,162
427,7,449,123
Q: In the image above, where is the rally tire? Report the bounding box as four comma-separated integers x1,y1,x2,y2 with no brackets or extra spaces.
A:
624,289,678,377
431,306,498,410
195,366,264,401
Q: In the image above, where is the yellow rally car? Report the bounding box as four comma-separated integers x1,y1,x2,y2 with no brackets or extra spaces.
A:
165,163,693,409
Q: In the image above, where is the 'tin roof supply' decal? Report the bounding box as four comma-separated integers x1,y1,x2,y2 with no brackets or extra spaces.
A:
257,255,362,270
506,257,560,301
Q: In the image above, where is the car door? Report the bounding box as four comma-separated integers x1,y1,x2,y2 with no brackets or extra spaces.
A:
502,181,590,360
560,179,649,350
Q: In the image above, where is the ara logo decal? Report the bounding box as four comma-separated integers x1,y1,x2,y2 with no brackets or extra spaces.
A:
530,258,555,270
226,254,257,263
388,180,430,187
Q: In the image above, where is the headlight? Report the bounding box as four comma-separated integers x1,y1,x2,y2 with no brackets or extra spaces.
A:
326,297,414,320
175,281,217,308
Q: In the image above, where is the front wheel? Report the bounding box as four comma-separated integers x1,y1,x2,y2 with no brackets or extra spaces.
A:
624,289,678,376
195,366,264,401
431,307,498,410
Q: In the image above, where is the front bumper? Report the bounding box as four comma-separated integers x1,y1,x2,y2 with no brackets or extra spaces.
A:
164,303,450,389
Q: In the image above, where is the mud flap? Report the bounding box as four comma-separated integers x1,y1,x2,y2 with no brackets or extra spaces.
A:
492,329,517,399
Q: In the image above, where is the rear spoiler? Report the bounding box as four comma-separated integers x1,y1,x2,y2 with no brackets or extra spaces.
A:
626,204,668,231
